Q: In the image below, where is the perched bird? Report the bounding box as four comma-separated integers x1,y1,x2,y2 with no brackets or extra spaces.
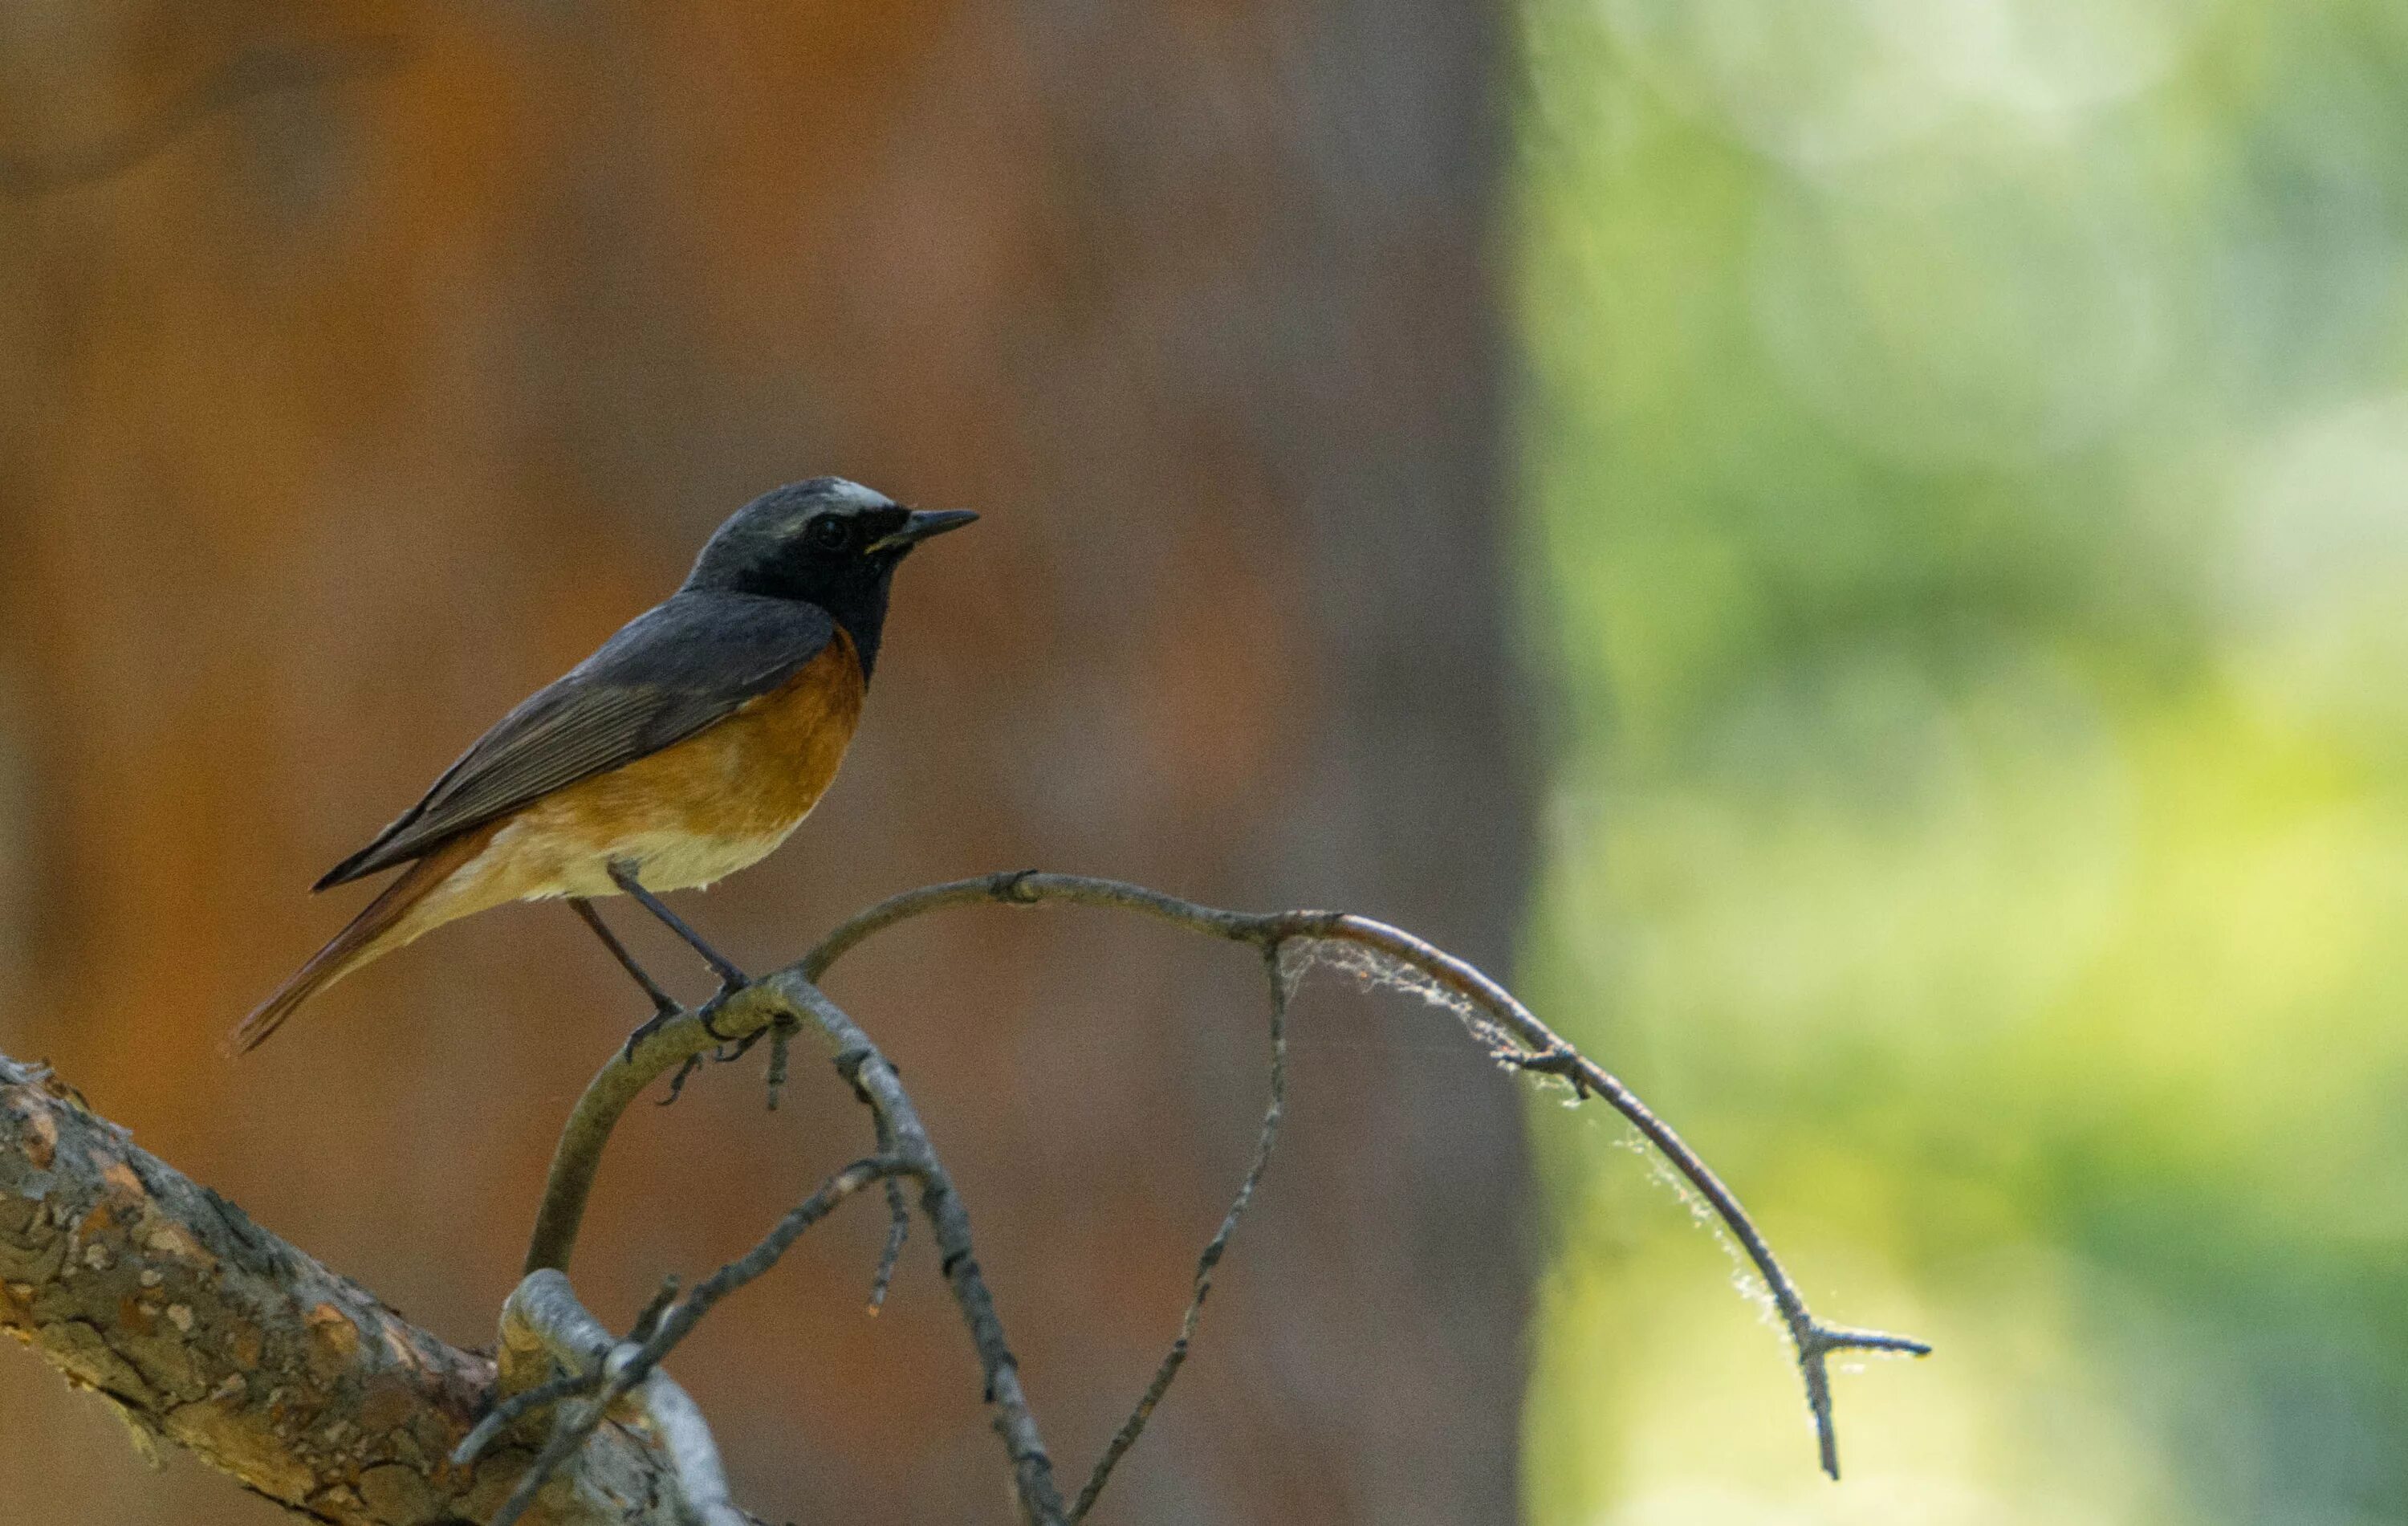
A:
232,478,974,1055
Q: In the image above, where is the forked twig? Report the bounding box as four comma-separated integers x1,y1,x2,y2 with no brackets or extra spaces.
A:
451,1368,600,1468
521,868,1927,1520
523,962,1071,1523
478,1158,910,1526
800,871,1930,1479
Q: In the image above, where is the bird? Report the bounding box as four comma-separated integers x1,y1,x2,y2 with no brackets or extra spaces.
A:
231,477,975,1056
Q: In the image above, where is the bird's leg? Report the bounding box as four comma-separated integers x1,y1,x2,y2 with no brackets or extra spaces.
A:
568,897,691,1060
569,898,681,1015
607,861,748,1042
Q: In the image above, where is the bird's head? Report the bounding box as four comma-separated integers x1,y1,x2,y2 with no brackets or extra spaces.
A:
685,478,976,603
683,478,976,676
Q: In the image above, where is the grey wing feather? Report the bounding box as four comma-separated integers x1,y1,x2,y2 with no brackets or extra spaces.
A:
315,592,836,889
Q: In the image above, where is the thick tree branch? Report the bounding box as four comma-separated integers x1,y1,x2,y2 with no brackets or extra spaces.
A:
0,1053,734,1524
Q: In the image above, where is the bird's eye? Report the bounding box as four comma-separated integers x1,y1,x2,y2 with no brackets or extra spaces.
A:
808,516,852,551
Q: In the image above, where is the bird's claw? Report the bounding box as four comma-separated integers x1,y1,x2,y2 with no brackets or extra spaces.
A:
696,979,748,1043
620,999,684,1064
617,979,745,1076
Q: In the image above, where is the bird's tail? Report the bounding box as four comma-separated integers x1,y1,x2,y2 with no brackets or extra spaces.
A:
227,829,490,1055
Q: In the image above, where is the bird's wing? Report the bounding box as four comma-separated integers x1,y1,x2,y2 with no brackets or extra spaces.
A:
314,592,839,888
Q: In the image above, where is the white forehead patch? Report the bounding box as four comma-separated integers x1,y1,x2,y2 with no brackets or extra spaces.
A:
821,479,894,514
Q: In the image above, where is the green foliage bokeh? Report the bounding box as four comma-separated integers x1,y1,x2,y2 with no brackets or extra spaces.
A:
1518,2,2408,1521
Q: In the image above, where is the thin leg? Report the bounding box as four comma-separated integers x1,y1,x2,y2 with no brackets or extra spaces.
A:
571,897,694,1060
568,898,680,1018
606,861,749,987
607,861,747,1046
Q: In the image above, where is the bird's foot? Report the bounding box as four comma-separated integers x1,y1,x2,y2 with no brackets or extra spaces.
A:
695,978,749,1044
650,987,763,1109
657,1052,707,1106
620,997,685,1065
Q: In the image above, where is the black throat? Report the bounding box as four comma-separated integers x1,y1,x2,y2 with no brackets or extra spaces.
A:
689,563,898,683
810,572,894,683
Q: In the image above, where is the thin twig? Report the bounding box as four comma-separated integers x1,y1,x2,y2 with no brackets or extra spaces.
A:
452,1369,600,1467
1305,915,1933,1479
486,1160,908,1526
833,1043,915,1314
524,869,1926,1491
804,871,1931,1478
866,1114,911,1314
1072,940,1292,1520
784,983,1068,1524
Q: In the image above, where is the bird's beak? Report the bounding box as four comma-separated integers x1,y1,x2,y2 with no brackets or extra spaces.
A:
868,508,978,555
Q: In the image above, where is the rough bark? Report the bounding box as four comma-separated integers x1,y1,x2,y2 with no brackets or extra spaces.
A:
0,1053,696,1526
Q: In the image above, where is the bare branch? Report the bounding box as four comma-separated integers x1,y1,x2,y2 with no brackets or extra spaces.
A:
11,853,1923,1524
816,873,1929,1476
600,871,1927,1479
1072,940,1291,1520
777,983,1070,1524
522,869,1925,1500
1294,916,1934,1479
523,988,1071,1520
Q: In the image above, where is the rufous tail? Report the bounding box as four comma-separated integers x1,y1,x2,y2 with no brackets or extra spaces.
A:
228,831,487,1055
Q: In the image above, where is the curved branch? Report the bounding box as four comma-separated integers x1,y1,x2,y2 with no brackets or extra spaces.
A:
483,1269,755,1526
527,870,1929,1484
817,873,1931,1476
523,974,1068,1524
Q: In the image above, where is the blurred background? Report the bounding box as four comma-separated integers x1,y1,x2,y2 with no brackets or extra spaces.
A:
5,2,2408,1525
1519,2,2408,1524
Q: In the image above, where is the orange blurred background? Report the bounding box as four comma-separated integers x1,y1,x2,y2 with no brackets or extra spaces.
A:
0,4,1529,1523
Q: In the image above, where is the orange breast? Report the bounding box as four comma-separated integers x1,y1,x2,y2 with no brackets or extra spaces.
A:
546,630,869,844
418,631,869,909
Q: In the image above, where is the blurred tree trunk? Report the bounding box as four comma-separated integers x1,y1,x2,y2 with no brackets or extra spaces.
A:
0,4,1527,1523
